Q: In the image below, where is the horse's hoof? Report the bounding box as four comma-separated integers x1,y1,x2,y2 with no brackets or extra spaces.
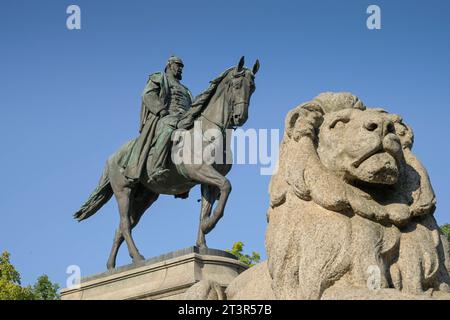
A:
132,255,145,264
440,283,450,293
106,261,115,270
196,243,208,249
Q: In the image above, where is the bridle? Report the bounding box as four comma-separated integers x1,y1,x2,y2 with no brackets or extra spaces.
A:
200,72,248,133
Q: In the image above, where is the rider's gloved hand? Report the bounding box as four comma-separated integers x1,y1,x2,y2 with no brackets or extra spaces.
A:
177,116,193,129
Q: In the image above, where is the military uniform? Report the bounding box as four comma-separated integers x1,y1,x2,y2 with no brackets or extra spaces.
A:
123,57,192,182
149,73,193,182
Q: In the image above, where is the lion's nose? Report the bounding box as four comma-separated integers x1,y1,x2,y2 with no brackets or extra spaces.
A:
383,133,401,154
364,119,395,137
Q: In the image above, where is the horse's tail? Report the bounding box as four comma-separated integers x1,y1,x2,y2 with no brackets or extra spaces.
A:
74,161,113,222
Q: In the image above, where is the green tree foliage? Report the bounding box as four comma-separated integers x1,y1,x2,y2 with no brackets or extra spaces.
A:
31,275,60,300
441,224,450,245
0,251,60,300
0,252,34,300
227,241,261,267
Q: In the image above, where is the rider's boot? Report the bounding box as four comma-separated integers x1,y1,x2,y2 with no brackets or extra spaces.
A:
147,127,172,183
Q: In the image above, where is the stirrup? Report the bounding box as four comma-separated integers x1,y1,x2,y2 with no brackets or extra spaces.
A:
126,176,139,185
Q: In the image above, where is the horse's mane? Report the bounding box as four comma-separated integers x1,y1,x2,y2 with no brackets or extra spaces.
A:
178,67,234,125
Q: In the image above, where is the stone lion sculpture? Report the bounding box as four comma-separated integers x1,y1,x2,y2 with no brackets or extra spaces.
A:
186,92,450,300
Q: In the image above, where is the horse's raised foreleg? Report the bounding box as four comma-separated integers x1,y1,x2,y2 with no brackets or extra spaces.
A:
197,184,219,248
186,165,231,247
106,190,159,269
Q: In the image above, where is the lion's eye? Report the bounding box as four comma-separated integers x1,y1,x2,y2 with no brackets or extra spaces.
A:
330,118,349,129
365,122,378,131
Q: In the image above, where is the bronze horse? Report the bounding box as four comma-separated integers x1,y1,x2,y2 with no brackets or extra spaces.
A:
74,57,259,269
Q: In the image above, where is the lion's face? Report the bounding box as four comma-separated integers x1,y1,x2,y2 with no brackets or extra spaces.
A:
270,92,435,228
317,108,403,185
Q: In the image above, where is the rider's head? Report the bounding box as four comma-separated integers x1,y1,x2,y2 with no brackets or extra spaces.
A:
165,55,184,80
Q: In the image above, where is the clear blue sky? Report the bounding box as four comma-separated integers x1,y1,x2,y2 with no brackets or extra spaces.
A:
1,0,449,289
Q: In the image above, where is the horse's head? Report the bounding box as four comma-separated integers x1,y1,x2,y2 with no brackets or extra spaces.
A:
227,56,259,127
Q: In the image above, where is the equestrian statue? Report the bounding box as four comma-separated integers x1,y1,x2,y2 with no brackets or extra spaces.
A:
74,56,259,269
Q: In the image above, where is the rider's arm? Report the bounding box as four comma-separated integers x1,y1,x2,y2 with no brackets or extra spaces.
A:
142,73,166,116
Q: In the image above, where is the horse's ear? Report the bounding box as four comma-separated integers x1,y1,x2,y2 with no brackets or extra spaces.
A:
236,56,245,72
252,59,260,75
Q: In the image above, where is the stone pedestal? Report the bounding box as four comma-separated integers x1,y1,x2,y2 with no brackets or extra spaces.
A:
61,247,248,300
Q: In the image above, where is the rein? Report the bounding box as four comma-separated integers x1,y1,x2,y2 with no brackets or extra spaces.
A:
199,78,237,133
